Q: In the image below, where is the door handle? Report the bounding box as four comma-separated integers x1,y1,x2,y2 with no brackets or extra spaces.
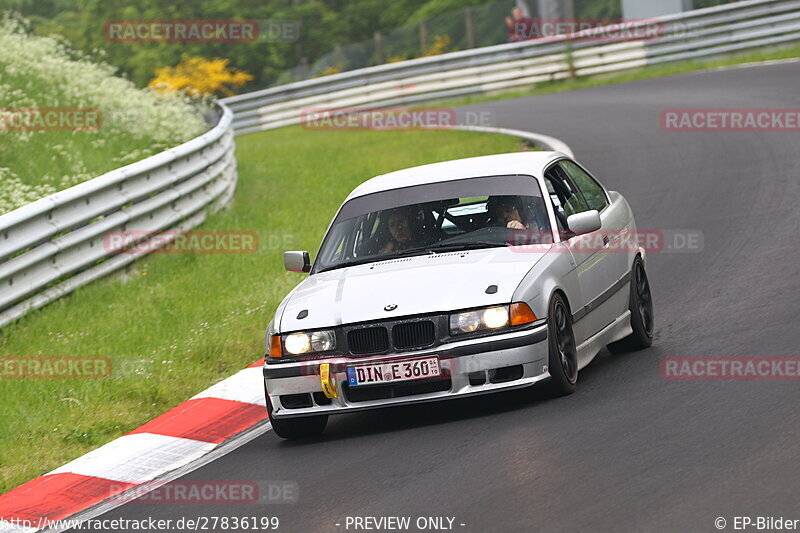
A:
603,235,610,246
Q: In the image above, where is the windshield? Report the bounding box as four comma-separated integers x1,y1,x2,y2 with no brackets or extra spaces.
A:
313,175,553,273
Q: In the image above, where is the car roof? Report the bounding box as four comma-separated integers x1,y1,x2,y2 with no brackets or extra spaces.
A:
345,151,567,201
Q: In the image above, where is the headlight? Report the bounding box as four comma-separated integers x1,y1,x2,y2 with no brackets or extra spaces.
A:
282,330,336,355
284,332,311,354
450,305,508,335
450,303,537,335
456,311,482,333
482,306,510,328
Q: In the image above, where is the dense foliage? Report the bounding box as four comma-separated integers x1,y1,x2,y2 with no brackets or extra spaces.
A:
1,0,739,89
0,0,633,90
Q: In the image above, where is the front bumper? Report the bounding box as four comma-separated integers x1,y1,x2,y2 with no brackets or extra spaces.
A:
263,323,550,419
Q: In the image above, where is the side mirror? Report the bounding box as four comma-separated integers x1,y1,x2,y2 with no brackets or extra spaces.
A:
284,251,311,272
566,210,601,236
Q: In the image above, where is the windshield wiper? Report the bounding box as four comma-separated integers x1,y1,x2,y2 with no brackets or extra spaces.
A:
316,258,376,273
317,242,511,273
426,241,509,253
316,247,435,273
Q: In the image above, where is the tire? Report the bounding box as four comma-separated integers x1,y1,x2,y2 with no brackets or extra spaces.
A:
545,292,578,397
269,413,328,439
608,256,654,353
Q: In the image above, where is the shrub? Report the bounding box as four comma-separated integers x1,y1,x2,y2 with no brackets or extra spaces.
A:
0,15,208,215
149,55,254,97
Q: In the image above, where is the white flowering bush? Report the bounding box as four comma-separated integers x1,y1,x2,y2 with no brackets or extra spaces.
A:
0,16,209,215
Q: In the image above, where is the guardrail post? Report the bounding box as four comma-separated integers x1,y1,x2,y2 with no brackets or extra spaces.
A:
465,6,475,49
564,0,577,79
374,31,384,64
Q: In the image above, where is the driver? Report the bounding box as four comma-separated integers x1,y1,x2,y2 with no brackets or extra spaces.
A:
487,196,530,230
380,208,423,253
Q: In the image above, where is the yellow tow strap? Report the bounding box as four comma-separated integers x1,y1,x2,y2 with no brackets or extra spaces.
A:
320,363,338,399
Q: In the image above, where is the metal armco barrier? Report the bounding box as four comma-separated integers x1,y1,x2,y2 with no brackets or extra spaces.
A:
1,0,798,328
0,103,237,328
221,0,800,134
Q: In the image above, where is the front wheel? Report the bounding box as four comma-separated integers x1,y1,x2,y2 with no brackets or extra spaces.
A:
608,256,654,353
545,292,578,397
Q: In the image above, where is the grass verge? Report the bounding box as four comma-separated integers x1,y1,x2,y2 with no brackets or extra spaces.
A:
0,17,207,214
0,126,520,493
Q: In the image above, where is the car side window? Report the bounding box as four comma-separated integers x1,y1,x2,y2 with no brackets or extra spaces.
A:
544,164,589,223
559,160,609,212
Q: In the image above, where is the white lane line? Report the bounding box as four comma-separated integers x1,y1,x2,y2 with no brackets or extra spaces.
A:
453,125,575,158
191,366,266,406
704,57,800,73
48,434,216,484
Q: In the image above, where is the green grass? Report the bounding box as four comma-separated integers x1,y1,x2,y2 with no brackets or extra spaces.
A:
433,44,800,109
0,126,520,493
0,18,206,214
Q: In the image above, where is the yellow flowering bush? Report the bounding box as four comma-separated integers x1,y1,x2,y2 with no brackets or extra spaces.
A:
316,63,345,77
419,35,452,58
149,55,254,97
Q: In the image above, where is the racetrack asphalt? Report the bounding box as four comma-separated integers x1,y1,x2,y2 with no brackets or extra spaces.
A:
80,61,800,533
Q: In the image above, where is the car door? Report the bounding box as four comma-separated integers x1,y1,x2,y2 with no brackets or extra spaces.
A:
543,161,620,343
560,159,631,327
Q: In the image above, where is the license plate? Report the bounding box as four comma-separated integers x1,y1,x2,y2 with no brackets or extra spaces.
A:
346,357,440,387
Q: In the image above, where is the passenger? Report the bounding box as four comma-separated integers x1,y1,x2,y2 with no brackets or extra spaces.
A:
487,196,530,230
379,208,423,253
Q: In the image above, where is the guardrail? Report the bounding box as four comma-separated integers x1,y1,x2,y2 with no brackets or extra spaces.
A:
222,0,800,133
1,0,797,328
0,103,237,328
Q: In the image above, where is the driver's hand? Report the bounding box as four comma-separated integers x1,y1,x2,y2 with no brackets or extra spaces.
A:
506,220,525,230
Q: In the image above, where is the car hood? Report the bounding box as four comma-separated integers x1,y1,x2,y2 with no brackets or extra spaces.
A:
278,246,550,332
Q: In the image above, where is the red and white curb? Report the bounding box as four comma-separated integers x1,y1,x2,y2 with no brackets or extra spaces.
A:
0,360,268,533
